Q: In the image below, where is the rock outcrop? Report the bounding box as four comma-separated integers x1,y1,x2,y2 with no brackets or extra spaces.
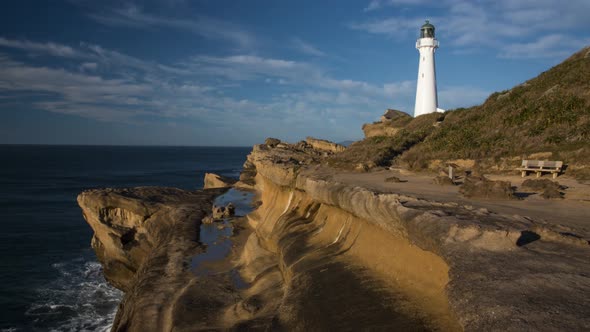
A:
305,137,346,153
78,187,228,331
238,141,590,331
203,172,237,189
362,109,413,138
80,141,590,331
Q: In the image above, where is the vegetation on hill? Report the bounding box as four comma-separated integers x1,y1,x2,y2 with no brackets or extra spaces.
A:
329,46,590,179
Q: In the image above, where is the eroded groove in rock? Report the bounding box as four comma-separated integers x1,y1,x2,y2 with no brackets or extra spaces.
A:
78,143,590,331
237,172,462,331
233,142,590,331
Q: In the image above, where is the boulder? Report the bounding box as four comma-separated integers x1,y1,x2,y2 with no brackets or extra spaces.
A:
203,172,237,189
212,202,236,219
460,175,516,199
380,109,410,122
385,176,405,183
264,137,281,148
202,215,215,224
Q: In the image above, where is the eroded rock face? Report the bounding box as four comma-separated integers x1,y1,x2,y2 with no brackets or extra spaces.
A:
203,172,237,189
77,187,226,331
240,143,590,331
80,143,590,331
305,137,346,153
362,109,413,138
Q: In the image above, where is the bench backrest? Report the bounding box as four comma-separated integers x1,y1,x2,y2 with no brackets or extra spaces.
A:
522,160,563,169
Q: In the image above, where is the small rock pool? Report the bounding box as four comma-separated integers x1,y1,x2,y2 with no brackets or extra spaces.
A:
191,188,254,287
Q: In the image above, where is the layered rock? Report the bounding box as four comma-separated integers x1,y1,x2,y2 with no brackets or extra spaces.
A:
78,187,228,330
240,141,590,331
203,172,237,189
80,141,590,331
362,109,413,138
305,136,346,153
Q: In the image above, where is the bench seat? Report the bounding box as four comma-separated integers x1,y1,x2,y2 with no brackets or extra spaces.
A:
517,160,563,179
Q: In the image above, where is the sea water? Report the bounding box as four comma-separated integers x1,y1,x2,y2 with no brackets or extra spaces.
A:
0,145,250,331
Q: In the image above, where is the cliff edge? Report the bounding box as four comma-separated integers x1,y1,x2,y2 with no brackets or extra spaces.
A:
238,140,590,331
79,140,589,331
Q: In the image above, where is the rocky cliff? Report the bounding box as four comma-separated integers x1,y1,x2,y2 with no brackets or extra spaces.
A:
241,141,590,331
79,141,590,331
78,187,229,330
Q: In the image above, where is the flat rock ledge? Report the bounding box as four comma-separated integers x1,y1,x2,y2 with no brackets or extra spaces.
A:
243,141,590,331
78,186,227,331
78,141,590,331
203,172,237,189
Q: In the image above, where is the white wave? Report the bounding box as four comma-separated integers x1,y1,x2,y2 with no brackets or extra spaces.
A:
25,257,122,331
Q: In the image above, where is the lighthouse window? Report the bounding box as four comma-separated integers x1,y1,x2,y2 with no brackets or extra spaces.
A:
422,73,424,78
422,57,425,61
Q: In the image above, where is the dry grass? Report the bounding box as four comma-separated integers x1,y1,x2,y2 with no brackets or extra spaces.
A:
330,47,590,179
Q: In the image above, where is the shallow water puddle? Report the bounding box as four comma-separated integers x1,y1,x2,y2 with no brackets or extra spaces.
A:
191,188,254,283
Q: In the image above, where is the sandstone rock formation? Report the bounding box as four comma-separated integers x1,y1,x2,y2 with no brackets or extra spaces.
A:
80,141,590,331
203,172,237,189
264,137,281,147
238,141,590,331
381,108,409,122
78,187,227,330
362,109,412,138
212,202,235,219
305,136,346,153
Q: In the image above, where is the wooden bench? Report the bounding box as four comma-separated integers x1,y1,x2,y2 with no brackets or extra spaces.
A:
517,160,563,179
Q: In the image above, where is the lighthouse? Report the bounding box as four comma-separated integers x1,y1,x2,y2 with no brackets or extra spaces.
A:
414,20,443,117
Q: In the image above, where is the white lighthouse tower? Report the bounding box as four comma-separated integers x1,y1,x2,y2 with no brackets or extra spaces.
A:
414,20,443,117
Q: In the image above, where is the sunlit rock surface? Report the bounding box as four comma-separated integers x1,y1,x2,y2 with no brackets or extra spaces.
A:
79,141,590,331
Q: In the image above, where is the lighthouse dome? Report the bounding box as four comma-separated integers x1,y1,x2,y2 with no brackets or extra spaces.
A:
420,20,435,38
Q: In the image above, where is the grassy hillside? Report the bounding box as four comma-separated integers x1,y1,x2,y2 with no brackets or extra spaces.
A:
329,46,590,179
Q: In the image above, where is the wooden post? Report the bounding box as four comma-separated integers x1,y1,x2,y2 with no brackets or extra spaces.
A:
448,166,454,180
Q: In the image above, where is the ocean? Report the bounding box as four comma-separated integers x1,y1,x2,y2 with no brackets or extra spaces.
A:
0,145,251,331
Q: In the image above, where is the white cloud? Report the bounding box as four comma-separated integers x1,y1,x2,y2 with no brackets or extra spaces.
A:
438,86,490,109
350,17,424,39
292,38,326,57
0,36,191,76
88,4,254,48
186,53,415,101
364,0,428,12
353,0,590,59
498,34,590,59
79,62,98,71
0,35,492,143
0,37,81,57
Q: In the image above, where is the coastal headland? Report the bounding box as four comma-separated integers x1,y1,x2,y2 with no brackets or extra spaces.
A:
77,47,590,331
78,138,590,331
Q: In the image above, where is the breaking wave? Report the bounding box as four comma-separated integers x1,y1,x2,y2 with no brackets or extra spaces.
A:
24,258,122,332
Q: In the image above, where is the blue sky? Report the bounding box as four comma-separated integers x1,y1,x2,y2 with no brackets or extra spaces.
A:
0,0,589,146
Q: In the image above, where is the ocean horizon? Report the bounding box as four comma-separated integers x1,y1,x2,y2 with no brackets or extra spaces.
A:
0,145,251,331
